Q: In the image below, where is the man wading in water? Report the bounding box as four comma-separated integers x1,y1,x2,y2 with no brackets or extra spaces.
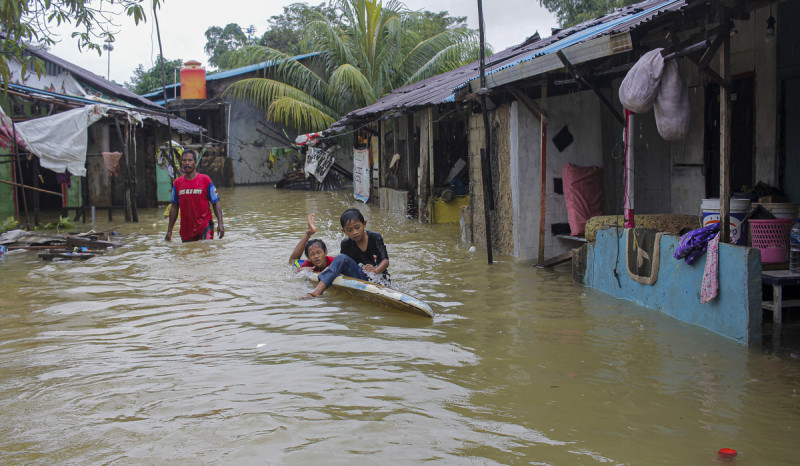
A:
165,149,225,242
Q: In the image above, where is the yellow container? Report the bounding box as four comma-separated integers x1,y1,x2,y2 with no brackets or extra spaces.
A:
431,195,470,224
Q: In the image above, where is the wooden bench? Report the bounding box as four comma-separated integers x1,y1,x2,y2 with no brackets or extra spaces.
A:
761,270,800,324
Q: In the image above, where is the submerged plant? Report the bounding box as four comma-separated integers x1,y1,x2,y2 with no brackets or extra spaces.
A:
1,216,18,233
40,216,75,232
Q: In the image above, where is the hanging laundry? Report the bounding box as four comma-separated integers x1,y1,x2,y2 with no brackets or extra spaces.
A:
56,172,71,188
102,152,122,177
673,223,719,265
700,232,720,303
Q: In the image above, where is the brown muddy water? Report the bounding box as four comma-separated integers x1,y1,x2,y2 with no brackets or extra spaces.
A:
1,185,799,464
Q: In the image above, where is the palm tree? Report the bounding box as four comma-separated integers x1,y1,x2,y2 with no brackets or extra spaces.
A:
222,0,482,133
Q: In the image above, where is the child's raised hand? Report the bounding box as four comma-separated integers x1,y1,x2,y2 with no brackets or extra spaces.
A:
306,213,317,235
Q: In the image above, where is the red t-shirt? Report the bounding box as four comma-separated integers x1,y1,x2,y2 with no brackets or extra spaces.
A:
172,174,219,241
300,256,334,272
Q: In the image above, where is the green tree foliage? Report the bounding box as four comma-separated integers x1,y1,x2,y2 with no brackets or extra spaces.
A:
540,0,640,27
0,0,160,88
258,3,337,56
403,10,468,47
125,55,183,95
204,23,250,69
223,0,481,133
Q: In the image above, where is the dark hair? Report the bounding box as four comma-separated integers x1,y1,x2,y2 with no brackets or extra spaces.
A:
304,238,327,257
182,149,198,162
340,208,365,228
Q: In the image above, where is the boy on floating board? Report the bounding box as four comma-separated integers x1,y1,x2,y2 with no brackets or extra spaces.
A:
290,208,390,298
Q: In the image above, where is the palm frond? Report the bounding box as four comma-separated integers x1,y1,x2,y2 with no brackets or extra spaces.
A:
329,63,377,108
222,78,337,117
267,96,338,132
399,28,480,84
306,17,354,68
225,45,331,101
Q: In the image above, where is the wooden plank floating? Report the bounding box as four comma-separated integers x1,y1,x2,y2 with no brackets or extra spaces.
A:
533,250,573,269
38,252,97,261
65,236,122,249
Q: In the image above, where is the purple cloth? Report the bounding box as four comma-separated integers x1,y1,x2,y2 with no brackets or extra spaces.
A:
56,172,71,188
674,223,720,265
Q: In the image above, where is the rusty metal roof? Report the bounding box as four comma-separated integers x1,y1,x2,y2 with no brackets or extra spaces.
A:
329,38,541,128
332,0,689,129
23,45,166,111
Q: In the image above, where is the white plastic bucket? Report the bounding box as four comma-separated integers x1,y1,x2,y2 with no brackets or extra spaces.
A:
700,198,751,245
755,203,799,219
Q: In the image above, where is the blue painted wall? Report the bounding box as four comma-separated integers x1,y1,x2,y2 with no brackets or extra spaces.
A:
579,228,762,344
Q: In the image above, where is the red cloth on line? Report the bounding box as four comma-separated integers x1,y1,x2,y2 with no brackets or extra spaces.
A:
562,163,603,236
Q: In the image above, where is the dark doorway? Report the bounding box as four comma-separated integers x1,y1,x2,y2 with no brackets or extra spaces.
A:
705,75,755,197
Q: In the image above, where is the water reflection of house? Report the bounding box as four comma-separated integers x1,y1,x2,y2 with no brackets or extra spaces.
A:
331,0,798,345
0,45,204,224
141,53,341,186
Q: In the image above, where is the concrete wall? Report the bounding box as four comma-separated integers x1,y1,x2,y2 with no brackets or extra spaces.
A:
751,6,779,186
228,101,300,185
378,187,408,215
575,228,762,344
668,66,707,216
468,105,514,255
509,90,604,260
721,5,779,187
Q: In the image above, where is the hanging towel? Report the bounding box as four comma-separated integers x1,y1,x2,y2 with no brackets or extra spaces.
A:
102,152,122,177
626,228,665,285
701,232,720,303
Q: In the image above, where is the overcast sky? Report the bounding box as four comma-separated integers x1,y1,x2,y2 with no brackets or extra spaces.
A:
45,0,558,85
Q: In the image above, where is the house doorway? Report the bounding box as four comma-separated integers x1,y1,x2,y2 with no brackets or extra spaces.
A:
705,75,755,198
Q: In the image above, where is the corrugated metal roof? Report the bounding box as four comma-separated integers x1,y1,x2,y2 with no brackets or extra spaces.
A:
141,51,323,100
206,51,322,81
332,0,688,128
462,0,685,90
8,82,204,135
329,40,540,126
23,45,167,111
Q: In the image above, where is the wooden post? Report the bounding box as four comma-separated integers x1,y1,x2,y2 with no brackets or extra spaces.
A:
9,101,30,229
114,115,134,222
10,151,19,222
429,111,435,222
624,109,635,228
376,120,382,203
719,10,731,243
406,114,414,214
477,0,494,264
417,107,433,223
538,83,548,263
60,181,68,218
32,157,40,226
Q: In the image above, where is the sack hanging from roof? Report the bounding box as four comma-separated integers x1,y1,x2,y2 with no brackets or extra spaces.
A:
618,48,664,114
653,59,691,141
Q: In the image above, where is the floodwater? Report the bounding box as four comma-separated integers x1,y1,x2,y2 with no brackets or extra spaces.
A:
1,185,799,464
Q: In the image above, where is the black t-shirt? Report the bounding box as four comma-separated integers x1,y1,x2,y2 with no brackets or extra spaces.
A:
340,231,389,278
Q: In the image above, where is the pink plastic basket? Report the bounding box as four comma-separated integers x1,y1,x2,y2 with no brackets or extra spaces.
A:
749,218,793,263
